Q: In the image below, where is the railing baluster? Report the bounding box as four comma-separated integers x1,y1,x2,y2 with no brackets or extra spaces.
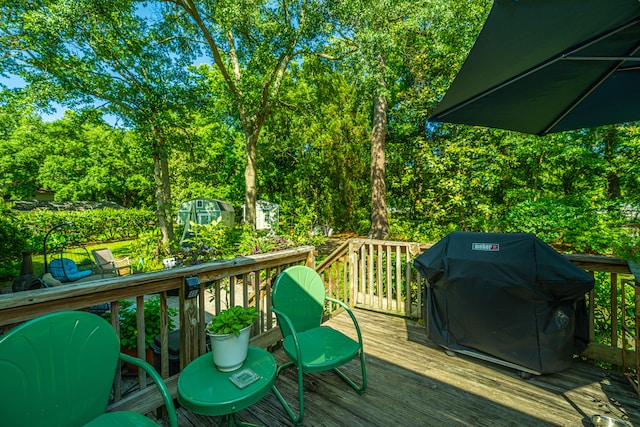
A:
135,295,146,389
110,301,122,401
386,245,392,311
405,245,412,317
360,245,365,303
159,292,168,378
395,247,402,314
198,285,207,355
589,271,596,343
612,272,619,349
377,243,383,310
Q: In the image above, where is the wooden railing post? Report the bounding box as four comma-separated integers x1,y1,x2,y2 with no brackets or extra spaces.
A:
159,292,169,378
180,283,200,370
349,240,356,308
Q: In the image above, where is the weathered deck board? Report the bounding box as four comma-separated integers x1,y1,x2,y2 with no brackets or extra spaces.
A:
168,309,640,427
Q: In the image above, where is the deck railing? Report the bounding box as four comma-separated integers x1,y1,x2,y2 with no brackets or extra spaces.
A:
317,239,638,372
1,238,639,414
0,246,315,415
621,277,640,398
317,238,431,318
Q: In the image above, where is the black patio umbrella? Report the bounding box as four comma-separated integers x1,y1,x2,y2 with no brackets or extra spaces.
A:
429,0,640,136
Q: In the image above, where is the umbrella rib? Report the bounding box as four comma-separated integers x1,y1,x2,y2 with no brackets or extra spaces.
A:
431,56,564,121
541,68,617,135
560,18,640,59
432,15,640,135
433,19,640,122
543,40,640,135
564,56,640,62
619,64,640,71
543,19,640,134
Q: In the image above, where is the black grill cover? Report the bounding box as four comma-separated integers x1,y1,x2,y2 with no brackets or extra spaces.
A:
414,232,594,374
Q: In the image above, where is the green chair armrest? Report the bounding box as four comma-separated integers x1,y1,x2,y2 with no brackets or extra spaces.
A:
119,353,178,427
324,296,364,346
271,307,304,362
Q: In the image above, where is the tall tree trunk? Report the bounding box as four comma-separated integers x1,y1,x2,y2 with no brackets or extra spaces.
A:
160,155,174,243
244,130,258,227
370,55,389,240
174,0,295,228
152,131,174,251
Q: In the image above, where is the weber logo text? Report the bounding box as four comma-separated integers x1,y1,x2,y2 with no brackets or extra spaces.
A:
472,243,500,252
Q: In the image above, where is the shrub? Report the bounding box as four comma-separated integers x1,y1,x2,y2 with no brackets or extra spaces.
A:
13,207,155,252
0,203,30,284
108,297,178,350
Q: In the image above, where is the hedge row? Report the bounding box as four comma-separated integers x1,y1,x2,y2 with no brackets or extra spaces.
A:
1,204,155,283
14,207,156,250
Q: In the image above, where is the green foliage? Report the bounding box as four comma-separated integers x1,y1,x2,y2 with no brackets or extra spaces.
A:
278,201,326,247
501,197,626,254
235,226,295,256
389,216,444,243
108,297,178,350
0,112,155,207
176,219,236,264
0,115,50,200
129,228,170,272
590,273,637,349
205,305,259,336
260,60,372,234
0,202,31,283
13,208,155,254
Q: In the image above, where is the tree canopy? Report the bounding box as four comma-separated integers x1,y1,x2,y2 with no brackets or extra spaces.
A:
1,0,639,258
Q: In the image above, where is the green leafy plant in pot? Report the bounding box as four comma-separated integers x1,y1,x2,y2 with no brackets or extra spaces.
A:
206,305,259,372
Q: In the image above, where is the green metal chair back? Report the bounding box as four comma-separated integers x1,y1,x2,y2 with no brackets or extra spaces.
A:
0,310,177,427
0,311,119,426
272,264,326,336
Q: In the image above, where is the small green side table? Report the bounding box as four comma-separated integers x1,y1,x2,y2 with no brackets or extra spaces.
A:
178,346,277,427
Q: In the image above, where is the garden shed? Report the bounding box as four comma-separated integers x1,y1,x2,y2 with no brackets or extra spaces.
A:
242,199,279,230
177,198,235,228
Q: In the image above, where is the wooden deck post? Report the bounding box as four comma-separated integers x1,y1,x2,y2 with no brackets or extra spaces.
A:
180,282,201,369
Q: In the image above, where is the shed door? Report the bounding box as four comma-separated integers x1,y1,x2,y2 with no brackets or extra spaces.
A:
197,213,211,225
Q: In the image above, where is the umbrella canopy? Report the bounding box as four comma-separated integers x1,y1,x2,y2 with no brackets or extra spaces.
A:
429,0,640,136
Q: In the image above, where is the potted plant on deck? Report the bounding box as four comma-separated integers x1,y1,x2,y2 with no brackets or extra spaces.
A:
106,297,178,371
205,305,259,372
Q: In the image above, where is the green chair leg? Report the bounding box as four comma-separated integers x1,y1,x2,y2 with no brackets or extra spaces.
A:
334,348,367,395
217,413,264,427
273,352,367,425
273,362,305,425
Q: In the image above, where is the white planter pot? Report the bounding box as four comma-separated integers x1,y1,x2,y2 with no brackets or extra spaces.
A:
207,325,251,372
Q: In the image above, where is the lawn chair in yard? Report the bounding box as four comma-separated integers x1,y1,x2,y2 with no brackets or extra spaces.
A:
92,248,132,278
43,222,95,283
271,265,367,425
48,257,93,282
45,234,95,282
0,310,177,427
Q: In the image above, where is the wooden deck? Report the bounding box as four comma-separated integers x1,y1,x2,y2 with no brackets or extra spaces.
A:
169,309,639,427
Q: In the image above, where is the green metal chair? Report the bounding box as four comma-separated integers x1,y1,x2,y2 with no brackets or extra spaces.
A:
0,310,178,427
271,265,367,425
